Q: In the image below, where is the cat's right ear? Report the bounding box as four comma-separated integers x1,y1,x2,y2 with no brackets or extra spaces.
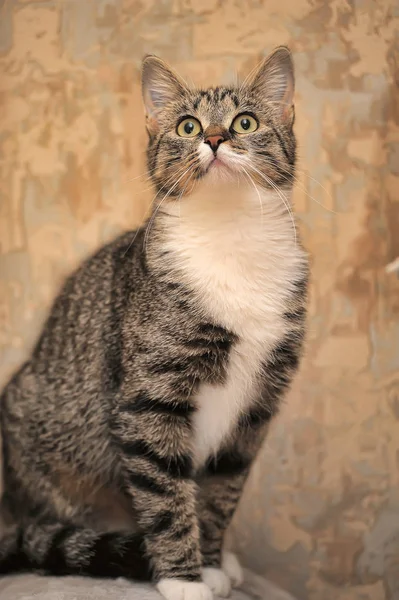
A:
246,46,295,126
142,56,186,135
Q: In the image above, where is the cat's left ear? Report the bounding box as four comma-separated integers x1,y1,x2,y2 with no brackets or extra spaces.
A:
142,56,186,134
247,46,295,126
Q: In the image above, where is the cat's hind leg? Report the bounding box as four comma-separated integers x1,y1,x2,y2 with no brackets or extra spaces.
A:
0,520,151,580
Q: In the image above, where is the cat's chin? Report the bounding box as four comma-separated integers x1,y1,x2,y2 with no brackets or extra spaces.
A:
204,158,237,183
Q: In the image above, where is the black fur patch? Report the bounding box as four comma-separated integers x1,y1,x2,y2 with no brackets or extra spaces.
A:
284,305,306,323
0,528,30,575
121,439,193,479
44,525,81,575
206,450,251,477
122,392,195,418
272,337,300,371
86,532,151,580
205,501,226,523
128,471,173,496
239,405,273,429
169,522,194,542
147,511,174,536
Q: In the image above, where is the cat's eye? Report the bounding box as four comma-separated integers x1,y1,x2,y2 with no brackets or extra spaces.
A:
232,114,258,134
177,117,202,138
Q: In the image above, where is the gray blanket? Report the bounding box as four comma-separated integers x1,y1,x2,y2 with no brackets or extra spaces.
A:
0,570,298,599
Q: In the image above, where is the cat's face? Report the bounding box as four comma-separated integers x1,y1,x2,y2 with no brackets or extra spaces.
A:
142,47,296,200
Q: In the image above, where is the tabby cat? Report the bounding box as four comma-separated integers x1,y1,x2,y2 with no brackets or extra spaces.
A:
0,47,308,600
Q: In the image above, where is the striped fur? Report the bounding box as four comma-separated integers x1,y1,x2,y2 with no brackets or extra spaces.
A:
0,47,308,600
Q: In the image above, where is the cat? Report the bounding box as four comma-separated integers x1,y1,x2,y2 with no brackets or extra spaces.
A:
0,46,308,600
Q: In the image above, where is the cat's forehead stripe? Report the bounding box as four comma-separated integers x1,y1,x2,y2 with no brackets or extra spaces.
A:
191,88,240,113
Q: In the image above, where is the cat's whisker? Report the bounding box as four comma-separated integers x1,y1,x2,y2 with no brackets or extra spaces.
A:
241,167,264,227
255,149,338,214
281,167,337,215
293,168,337,214
254,153,337,214
249,164,297,247
177,169,196,220
143,162,198,252
124,162,185,186
142,193,169,254
123,151,199,186
123,172,149,184
123,159,199,257
143,160,197,216
151,158,199,197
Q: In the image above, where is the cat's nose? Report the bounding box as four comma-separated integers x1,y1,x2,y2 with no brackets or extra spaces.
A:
204,135,225,152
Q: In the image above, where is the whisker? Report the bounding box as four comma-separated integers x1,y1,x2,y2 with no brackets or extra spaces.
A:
142,194,169,255
143,162,198,252
124,156,193,186
249,164,297,247
254,152,337,214
241,166,264,227
122,158,199,258
177,168,196,220
296,169,337,213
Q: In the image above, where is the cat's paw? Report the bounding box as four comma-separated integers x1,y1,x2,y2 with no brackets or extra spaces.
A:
157,579,213,600
221,552,244,588
202,567,231,598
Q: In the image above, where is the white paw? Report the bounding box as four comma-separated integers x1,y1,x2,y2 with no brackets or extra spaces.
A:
202,567,231,598
221,552,244,588
157,579,214,600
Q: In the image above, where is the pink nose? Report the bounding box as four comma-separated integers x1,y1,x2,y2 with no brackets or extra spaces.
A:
205,135,224,152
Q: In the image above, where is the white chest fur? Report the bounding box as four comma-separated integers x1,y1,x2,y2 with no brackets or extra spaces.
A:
162,180,306,468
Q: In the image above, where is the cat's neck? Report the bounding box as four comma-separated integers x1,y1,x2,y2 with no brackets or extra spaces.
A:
157,178,299,257
149,178,306,334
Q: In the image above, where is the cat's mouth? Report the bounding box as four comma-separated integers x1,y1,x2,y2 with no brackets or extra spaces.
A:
201,142,248,179
198,143,245,183
209,157,224,169
205,155,234,175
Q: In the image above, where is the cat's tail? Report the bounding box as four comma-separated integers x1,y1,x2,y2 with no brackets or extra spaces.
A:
0,522,151,580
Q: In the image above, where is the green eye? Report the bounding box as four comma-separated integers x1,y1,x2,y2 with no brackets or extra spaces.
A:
232,114,258,134
177,117,202,137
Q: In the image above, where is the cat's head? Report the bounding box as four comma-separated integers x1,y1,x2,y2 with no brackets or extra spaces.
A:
142,47,296,200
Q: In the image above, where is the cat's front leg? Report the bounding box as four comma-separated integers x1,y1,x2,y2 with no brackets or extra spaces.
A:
113,391,213,600
198,457,248,596
198,421,269,595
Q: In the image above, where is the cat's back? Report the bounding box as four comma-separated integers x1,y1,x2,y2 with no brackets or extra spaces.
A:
0,227,153,500
0,228,147,430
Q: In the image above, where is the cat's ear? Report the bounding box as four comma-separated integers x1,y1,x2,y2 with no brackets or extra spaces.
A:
142,56,186,134
246,46,295,125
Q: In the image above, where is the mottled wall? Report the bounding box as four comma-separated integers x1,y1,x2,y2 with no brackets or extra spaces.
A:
1,1,398,599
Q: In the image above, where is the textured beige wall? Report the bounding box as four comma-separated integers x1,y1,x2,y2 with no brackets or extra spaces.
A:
1,1,399,599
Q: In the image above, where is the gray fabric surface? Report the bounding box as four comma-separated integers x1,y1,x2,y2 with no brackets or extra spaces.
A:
0,570,297,599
